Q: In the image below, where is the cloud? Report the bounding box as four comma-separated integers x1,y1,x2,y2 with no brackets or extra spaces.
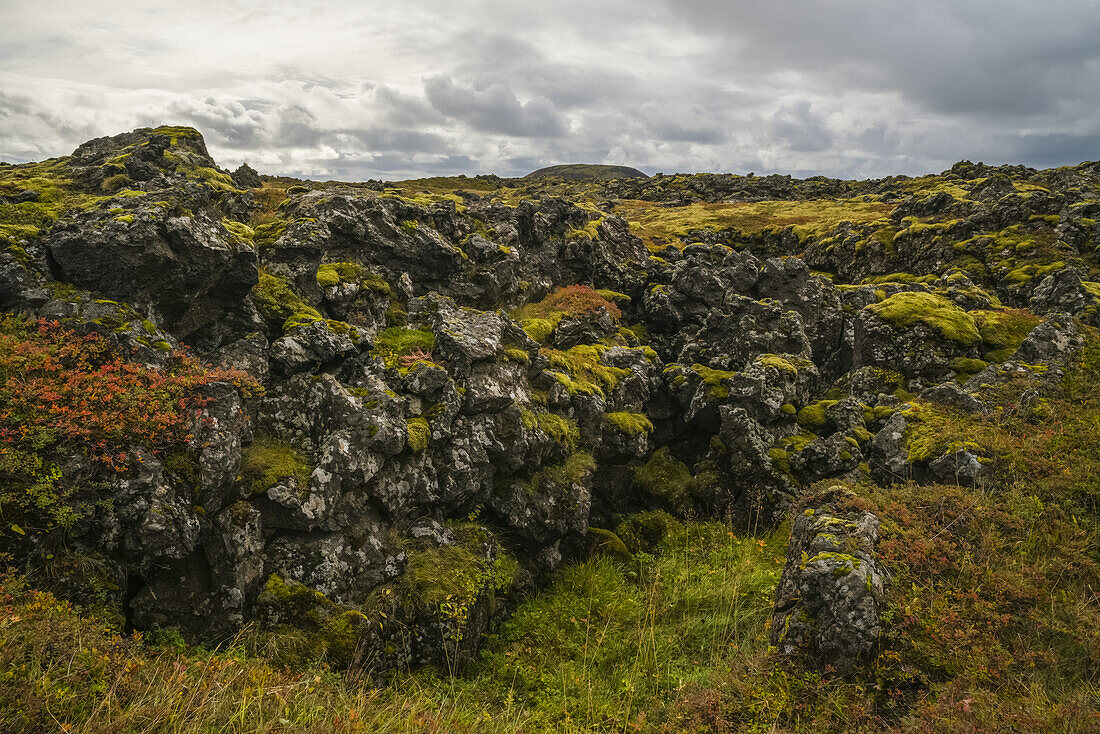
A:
1,1,1097,179
769,102,832,153
423,75,566,138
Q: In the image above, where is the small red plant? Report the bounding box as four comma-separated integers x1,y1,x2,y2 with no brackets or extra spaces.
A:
398,348,433,369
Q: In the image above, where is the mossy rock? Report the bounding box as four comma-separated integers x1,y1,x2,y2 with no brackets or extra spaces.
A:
796,400,839,430
239,435,312,495
587,527,631,559
372,327,435,370
602,411,654,436
253,574,372,669
521,410,580,449
633,447,711,511
251,271,322,332
406,416,430,452
529,452,596,492
614,510,678,554
865,291,981,345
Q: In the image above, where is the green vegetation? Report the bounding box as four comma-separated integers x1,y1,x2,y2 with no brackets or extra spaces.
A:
544,344,629,397
251,271,324,331
796,399,839,429
975,308,1042,361
521,409,580,449
0,157,144,243
602,411,655,436
634,446,710,511
0,521,789,733
529,451,596,492
252,574,371,668
616,198,893,248
371,326,436,371
239,434,313,495
399,523,517,617
316,261,391,295
406,416,430,452
689,363,738,401
865,291,982,345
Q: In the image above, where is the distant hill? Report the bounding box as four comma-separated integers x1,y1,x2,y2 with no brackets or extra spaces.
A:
525,163,648,181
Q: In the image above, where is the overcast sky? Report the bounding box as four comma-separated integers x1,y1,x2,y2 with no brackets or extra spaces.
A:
2,1,1099,180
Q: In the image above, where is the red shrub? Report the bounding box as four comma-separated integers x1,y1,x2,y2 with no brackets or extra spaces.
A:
0,317,257,533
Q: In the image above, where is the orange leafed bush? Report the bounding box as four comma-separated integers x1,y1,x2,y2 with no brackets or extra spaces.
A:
520,285,621,322
0,317,258,533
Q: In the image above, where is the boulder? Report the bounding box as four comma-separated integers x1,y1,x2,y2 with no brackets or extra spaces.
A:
771,493,886,670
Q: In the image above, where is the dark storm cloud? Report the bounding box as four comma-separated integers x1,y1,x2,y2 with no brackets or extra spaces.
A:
1008,131,1100,169
641,103,727,144
1,1,1098,178
669,0,1100,116
423,75,567,138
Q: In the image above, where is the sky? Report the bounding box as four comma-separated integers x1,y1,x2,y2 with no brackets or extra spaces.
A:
1,0,1099,180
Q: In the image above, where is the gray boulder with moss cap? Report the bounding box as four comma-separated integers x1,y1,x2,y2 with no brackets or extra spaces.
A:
771,491,886,670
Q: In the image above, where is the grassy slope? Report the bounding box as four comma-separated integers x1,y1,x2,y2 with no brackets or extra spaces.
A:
0,523,788,733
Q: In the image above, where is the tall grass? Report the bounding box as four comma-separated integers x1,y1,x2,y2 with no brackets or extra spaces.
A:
0,521,787,734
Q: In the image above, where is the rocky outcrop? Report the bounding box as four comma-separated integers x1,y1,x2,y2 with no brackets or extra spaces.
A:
771,489,886,670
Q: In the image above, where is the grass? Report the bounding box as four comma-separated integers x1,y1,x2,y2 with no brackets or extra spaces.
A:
0,520,788,733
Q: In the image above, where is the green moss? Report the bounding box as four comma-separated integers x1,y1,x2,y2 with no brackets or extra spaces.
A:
865,291,981,345
0,156,149,240
530,452,597,492
755,354,799,377
1004,260,1065,285
251,271,323,332
315,263,345,287
502,347,530,364
406,417,430,452
385,301,408,327
240,435,312,495
690,363,738,401
587,527,630,558
220,218,255,246
315,262,392,296
634,447,699,509
400,526,517,619
768,447,792,476
546,345,629,397
566,217,603,240
950,356,988,376
253,574,370,668
521,318,555,343
371,327,435,370
251,219,288,249
594,289,630,304
521,410,579,449
602,411,654,436
781,403,797,416
975,309,1042,362
796,400,839,429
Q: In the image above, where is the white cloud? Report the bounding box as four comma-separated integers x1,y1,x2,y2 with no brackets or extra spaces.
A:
0,0,1097,179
